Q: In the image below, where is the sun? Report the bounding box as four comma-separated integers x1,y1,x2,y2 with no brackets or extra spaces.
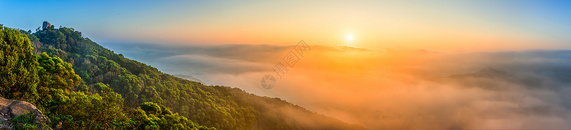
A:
345,35,354,47
346,35,354,43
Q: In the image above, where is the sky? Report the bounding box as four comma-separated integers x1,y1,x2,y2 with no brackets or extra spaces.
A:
3,1,571,51
3,1,571,129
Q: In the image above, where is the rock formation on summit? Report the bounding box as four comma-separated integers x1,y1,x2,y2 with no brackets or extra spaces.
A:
42,21,52,30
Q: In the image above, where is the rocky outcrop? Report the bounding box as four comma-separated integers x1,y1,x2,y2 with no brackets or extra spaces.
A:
42,21,52,30
0,97,51,130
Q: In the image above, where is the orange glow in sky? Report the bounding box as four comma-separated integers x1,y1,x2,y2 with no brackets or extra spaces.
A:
4,1,571,129
54,1,567,52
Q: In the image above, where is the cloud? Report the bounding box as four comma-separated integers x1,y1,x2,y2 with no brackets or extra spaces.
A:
158,54,270,75
104,42,571,129
100,42,291,76
264,49,571,129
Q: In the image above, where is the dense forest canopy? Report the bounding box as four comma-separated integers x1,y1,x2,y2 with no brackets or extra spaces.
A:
0,24,212,129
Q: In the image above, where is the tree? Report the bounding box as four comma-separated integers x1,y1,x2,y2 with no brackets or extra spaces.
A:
0,26,39,101
2,25,222,129
140,102,161,115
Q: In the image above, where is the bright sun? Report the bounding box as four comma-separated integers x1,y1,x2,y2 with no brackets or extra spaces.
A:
346,35,354,42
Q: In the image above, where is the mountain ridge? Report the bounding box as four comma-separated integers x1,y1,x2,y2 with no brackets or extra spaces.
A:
19,23,363,129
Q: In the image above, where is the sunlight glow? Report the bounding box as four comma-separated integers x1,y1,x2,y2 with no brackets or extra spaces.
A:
346,35,354,43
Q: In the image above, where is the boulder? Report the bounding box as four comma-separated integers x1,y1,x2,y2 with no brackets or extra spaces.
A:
42,21,52,30
0,97,51,130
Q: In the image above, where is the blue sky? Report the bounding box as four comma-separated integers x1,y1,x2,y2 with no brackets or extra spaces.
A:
2,0,571,50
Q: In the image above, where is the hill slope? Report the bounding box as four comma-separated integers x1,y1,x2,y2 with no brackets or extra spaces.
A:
3,24,216,129
22,24,363,129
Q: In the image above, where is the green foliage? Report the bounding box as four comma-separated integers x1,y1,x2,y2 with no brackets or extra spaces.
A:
0,26,39,102
12,112,37,130
159,104,173,115
28,25,255,129
140,102,161,115
130,102,215,130
37,52,81,90
2,25,216,129
47,90,130,129
35,52,81,108
0,26,130,129
127,108,148,129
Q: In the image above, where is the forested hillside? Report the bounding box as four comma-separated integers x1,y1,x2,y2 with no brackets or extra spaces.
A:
2,25,212,129
0,23,363,129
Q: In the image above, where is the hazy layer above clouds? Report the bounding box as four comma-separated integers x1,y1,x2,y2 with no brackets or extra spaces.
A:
102,42,571,129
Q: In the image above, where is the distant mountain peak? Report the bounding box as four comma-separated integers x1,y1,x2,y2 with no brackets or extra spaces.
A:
42,21,52,30
449,67,511,79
